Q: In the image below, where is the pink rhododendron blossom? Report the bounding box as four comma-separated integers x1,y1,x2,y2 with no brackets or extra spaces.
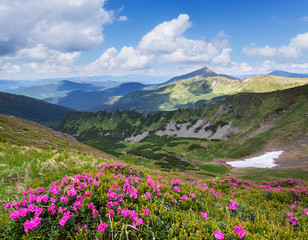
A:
182,195,188,201
234,225,246,239
304,209,308,215
92,209,99,217
173,186,180,193
290,217,298,225
189,193,195,198
23,216,41,232
213,230,224,239
200,212,208,218
216,192,222,197
97,222,108,233
229,199,239,210
287,212,293,216
48,204,56,214
144,192,152,198
108,209,115,217
144,208,150,217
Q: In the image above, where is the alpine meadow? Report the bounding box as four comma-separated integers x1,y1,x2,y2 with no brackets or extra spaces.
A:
0,0,308,239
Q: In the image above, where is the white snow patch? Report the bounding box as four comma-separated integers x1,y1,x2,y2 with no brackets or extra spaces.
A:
226,151,284,168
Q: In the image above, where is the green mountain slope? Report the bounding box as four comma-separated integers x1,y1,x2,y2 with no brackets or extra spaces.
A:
90,68,308,113
1,111,308,239
56,84,308,175
0,113,115,210
0,91,71,126
8,80,148,111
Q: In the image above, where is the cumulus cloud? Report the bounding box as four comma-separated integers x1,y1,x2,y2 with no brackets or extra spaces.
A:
29,51,81,73
138,14,232,67
243,32,308,59
118,16,128,22
1,63,21,73
0,0,113,56
85,47,152,74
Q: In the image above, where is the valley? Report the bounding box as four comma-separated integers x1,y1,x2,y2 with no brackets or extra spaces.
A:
0,68,308,239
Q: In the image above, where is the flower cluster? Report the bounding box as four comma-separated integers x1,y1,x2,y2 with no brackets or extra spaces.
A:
2,163,308,239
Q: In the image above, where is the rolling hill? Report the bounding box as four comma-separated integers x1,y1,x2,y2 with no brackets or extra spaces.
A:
8,80,148,111
89,67,308,113
56,84,308,175
0,103,308,239
0,91,71,126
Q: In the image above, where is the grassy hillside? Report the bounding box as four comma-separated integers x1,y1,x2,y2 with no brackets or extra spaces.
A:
91,73,308,113
56,85,308,178
1,105,308,239
0,92,71,126
1,160,308,239
0,113,115,210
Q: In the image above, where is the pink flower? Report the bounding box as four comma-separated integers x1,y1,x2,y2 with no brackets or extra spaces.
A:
234,225,246,239
132,218,143,227
173,186,180,193
304,209,308,215
92,209,99,217
48,204,56,214
97,222,108,233
23,216,41,232
287,212,293,216
5,203,12,209
200,212,208,218
290,217,298,226
290,204,295,209
144,208,150,217
229,199,239,210
188,193,195,198
144,192,152,198
106,201,113,208
213,230,224,239
108,209,115,217
171,179,181,185
181,195,188,201
216,192,222,197
172,198,177,203
209,188,215,194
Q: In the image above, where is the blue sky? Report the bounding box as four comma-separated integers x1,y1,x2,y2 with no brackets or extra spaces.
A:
1,0,308,81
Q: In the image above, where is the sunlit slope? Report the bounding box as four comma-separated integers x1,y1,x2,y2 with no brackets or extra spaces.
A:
91,74,308,113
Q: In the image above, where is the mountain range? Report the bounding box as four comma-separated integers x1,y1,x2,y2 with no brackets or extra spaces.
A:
90,68,308,113
268,70,308,78
55,84,308,173
4,67,308,113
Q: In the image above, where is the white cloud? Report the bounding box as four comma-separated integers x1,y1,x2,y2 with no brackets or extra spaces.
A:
30,51,81,73
243,32,308,59
118,16,128,22
85,46,152,74
138,14,232,67
0,0,113,56
1,63,21,73
138,14,192,54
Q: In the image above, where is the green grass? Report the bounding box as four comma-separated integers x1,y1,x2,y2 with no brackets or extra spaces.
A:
197,164,230,175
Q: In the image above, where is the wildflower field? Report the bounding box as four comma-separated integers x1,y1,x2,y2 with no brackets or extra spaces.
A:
1,162,307,239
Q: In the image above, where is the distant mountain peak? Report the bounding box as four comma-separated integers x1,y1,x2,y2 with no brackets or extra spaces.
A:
165,67,219,84
268,70,308,78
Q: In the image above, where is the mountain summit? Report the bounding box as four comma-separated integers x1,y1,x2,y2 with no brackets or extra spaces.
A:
165,67,219,84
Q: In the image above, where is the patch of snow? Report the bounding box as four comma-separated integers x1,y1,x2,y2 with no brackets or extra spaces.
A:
226,151,284,168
